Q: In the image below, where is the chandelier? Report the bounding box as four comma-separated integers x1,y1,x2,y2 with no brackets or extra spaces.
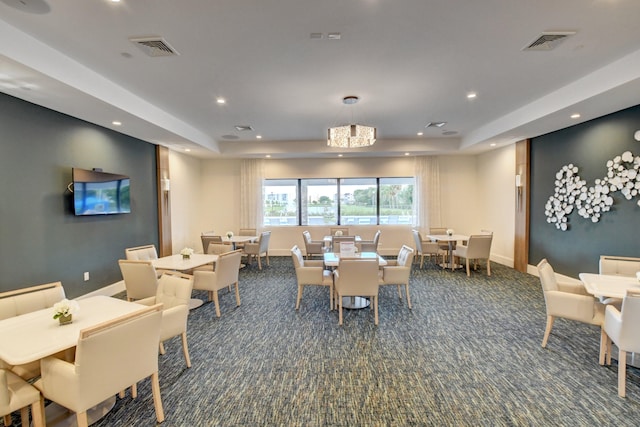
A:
327,96,376,148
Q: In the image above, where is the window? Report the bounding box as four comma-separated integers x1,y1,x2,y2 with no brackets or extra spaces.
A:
263,177,415,226
263,179,298,226
301,179,337,225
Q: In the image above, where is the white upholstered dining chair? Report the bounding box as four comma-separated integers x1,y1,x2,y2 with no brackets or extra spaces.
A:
358,230,381,253
34,304,165,427
599,289,640,397
118,259,159,301
193,250,243,317
1,369,45,427
334,258,380,326
302,230,325,259
242,231,271,270
137,271,194,368
411,229,441,268
452,234,493,276
291,245,333,311
537,258,605,349
379,245,415,309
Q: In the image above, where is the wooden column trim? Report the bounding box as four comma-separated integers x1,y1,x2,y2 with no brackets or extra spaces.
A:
156,146,172,257
514,139,530,272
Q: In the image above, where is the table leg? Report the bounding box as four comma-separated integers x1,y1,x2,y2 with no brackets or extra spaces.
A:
341,296,370,309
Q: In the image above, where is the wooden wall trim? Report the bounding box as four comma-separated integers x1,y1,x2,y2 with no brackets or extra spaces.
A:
514,139,530,272
156,146,172,257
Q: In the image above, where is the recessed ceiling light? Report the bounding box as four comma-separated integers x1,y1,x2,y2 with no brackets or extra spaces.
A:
111,0,121,3
490,143,496,147
338,154,343,157
467,92,477,99
256,135,262,139
184,148,191,152
571,113,581,119
216,98,226,104
112,121,121,126
417,132,423,136
265,154,271,158
404,152,410,156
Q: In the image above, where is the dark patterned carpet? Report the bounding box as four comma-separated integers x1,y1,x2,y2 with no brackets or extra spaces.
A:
92,257,640,426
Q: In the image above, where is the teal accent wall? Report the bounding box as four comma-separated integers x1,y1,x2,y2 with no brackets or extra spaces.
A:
0,93,159,298
530,104,640,278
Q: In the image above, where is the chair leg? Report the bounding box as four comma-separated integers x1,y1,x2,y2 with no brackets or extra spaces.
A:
132,383,138,399
405,284,412,310
257,256,262,270
396,285,402,300
234,282,241,307
487,259,491,276
212,290,221,317
181,332,192,368
338,294,343,325
599,328,607,365
266,253,270,266
20,407,29,427
151,371,165,423
76,411,89,427
542,315,554,348
419,254,424,269
3,414,10,426
618,349,627,397
465,258,471,277
159,342,166,355
373,296,379,326
296,284,303,310
329,283,333,311
32,397,45,427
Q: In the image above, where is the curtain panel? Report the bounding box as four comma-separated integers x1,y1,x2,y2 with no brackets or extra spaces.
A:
414,156,441,230
240,159,265,229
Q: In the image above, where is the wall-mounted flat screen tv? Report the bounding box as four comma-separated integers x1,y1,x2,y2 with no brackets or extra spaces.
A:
72,168,131,215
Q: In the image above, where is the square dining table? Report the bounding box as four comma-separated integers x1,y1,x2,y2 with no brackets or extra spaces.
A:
426,233,469,270
152,253,219,308
323,252,386,309
579,273,640,299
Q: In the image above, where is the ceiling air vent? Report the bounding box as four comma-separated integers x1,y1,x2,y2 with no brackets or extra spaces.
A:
425,122,446,128
523,32,576,51
234,125,253,131
129,37,179,57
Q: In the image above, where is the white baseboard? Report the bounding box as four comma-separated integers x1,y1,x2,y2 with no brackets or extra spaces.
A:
76,280,126,300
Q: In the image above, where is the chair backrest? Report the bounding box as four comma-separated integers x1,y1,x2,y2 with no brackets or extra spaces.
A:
330,227,349,236
291,245,305,269
125,245,159,261
599,255,640,277
0,282,65,320
207,242,231,255
155,272,193,309
464,234,493,259
429,227,447,235
201,235,223,253
480,229,493,235
372,230,381,245
336,258,379,296
333,235,356,252
74,304,163,409
396,245,415,267
239,228,256,236
618,290,640,351
214,250,242,287
259,231,271,253
118,260,159,300
411,229,423,252
302,230,313,244
537,259,558,292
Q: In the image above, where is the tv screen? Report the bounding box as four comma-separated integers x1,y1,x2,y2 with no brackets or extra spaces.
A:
72,168,131,215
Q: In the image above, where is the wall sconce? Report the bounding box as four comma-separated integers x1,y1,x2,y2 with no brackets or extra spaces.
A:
161,178,170,193
515,174,523,210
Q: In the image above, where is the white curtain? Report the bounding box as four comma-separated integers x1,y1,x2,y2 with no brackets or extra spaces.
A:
240,159,264,229
414,156,441,231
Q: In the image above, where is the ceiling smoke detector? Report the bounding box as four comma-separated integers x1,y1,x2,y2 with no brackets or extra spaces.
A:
129,37,179,57
523,31,576,51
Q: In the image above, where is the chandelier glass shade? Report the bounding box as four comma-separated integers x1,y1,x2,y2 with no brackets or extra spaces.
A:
327,124,377,148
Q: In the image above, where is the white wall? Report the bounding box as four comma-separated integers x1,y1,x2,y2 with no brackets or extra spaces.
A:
169,152,517,265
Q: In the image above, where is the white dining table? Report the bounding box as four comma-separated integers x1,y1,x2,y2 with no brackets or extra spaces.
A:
152,254,219,308
426,233,469,270
579,273,640,299
0,295,145,426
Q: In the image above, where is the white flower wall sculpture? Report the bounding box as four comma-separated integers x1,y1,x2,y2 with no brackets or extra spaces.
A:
545,150,640,231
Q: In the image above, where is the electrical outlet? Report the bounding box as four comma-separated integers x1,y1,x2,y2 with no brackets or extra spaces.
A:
83,272,89,281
